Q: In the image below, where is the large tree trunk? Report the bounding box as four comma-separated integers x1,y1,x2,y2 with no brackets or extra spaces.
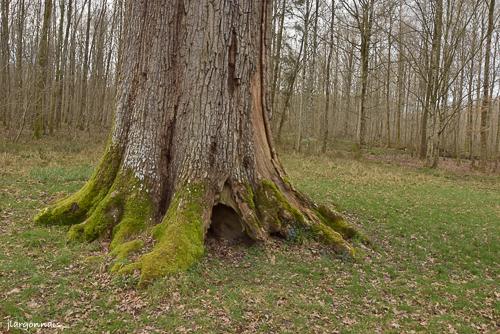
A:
35,0,362,286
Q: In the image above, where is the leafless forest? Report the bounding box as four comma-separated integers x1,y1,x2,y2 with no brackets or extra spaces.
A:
0,0,499,170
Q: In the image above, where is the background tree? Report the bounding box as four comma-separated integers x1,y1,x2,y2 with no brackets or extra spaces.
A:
0,0,9,128
33,0,52,138
343,0,375,147
1,0,499,168
480,0,496,170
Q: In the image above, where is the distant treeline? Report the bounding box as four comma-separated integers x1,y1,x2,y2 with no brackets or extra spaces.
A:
0,0,499,169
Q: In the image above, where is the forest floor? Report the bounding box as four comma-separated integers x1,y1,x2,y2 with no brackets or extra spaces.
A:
1,135,499,333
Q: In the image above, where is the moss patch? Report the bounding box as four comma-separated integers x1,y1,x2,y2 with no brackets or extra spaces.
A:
316,204,366,243
111,239,144,260
124,184,208,286
110,239,145,273
244,184,256,210
255,179,307,234
255,179,356,255
311,223,354,257
110,188,153,249
67,190,124,242
65,171,154,245
34,146,121,226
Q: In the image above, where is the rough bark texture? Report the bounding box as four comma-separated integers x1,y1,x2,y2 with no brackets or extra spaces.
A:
356,0,373,147
35,0,363,285
0,0,10,128
479,0,495,170
33,0,52,138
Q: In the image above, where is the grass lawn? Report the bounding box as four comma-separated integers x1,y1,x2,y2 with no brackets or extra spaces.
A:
1,136,498,333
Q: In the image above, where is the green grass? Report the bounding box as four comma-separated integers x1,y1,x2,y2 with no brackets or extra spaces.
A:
0,136,498,333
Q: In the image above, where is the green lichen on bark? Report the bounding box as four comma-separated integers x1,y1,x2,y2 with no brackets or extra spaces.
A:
120,184,207,286
34,146,122,226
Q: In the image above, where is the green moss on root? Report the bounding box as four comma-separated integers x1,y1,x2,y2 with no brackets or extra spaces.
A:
110,239,144,273
34,146,121,226
232,183,266,240
311,223,355,257
67,190,124,242
317,205,357,239
244,184,257,211
122,184,207,286
317,205,368,243
66,171,153,245
255,180,306,233
111,239,144,259
110,188,153,249
256,179,357,256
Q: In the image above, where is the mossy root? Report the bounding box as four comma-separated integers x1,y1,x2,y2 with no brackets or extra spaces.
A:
254,179,357,256
120,184,208,286
36,164,364,285
34,146,121,226
66,172,154,244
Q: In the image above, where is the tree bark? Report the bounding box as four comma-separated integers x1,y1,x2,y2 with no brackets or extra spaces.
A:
78,0,91,131
321,0,335,153
465,49,475,159
13,0,25,141
423,0,443,166
33,0,53,138
276,36,304,145
51,0,66,133
0,0,10,128
395,0,404,148
385,10,393,148
495,97,500,169
270,0,286,116
35,0,362,286
355,0,374,147
343,36,354,139
295,0,311,152
479,0,495,170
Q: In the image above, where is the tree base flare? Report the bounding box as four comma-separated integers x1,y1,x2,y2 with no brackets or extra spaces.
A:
35,173,366,285
120,184,208,285
34,146,121,226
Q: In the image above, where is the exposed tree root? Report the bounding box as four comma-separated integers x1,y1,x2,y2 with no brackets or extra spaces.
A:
34,147,122,226
252,180,362,255
66,171,153,246
36,170,365,286
119,184,209,285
